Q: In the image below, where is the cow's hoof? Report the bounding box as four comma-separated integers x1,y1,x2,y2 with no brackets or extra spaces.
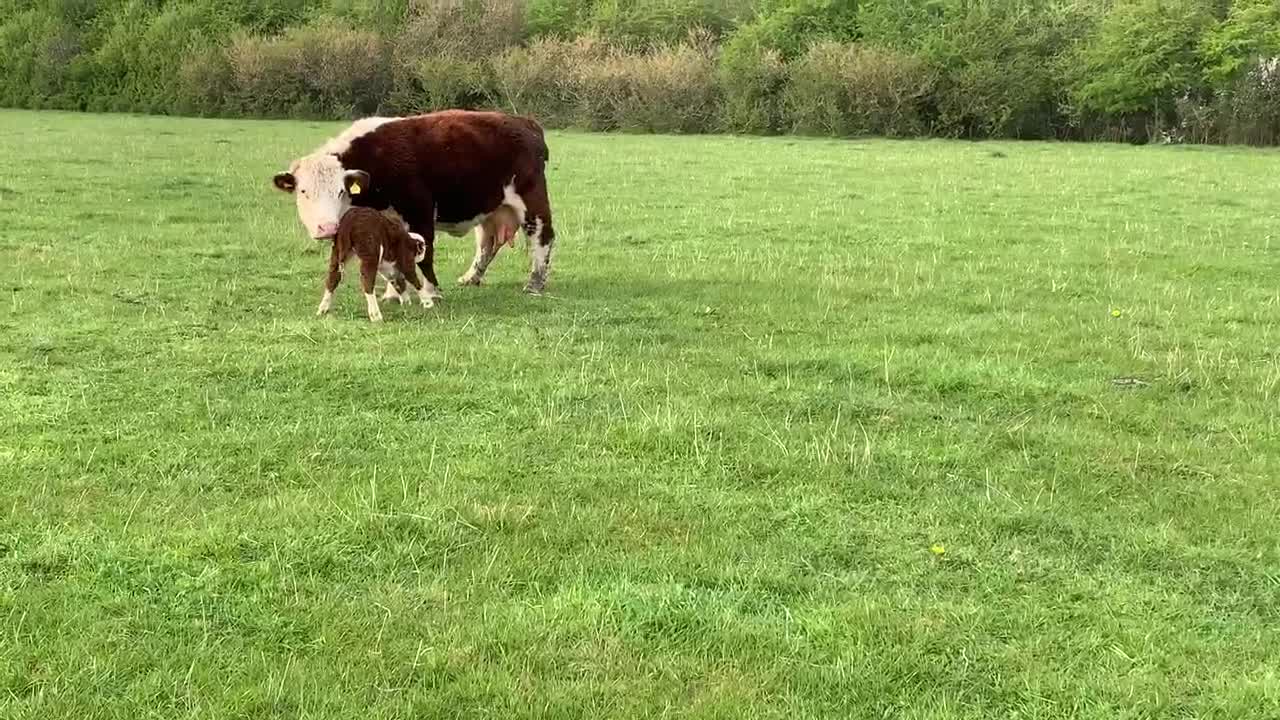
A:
368,312,384,323
523,284,545,296
457,275,481,286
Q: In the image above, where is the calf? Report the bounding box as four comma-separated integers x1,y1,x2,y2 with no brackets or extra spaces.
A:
317,207,433,322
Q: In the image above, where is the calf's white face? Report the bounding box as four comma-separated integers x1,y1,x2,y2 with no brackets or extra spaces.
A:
408,232,427,262
272,154,370,240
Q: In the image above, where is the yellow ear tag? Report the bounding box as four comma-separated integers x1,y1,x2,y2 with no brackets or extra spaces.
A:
349,182,362,195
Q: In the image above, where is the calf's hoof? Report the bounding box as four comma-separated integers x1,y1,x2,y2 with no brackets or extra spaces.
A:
457,274,482,286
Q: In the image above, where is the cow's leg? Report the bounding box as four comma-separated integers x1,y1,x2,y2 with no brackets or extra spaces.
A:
458,222,498,286
359,256,383,323
521,183,556,295
317,249,342,315
404,209,443,302
397,255,434,309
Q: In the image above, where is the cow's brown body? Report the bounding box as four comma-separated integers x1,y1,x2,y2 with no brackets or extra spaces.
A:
317,207,432,322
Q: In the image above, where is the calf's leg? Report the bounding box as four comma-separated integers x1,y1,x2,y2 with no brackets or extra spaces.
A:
404,209,443,302
397,256,434,309
359,256,383,322
317,250,342,315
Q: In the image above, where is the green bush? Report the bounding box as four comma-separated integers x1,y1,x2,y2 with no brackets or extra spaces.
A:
1199,0,1280,86
586,0,752,47
717,30,787,134
225,21,389,118
492,36,609,125
91,2,233,115
1070,0,1215,137
573,36,719,133
733,0,858,61
384,0,524,112
529,0,752,47
858,0,1088,139
396,55,493,113
0,9,92,111
179,49,238,117
784,42,933,137
1217,57,1280,145
527,0,595,38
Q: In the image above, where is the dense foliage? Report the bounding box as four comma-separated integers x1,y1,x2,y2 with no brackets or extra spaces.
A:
2,0,1278,143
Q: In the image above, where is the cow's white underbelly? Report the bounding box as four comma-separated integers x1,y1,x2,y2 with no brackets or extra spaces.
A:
435,214,486,237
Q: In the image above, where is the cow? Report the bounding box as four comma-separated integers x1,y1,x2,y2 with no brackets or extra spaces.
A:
317,206,433,322
272,110,556,297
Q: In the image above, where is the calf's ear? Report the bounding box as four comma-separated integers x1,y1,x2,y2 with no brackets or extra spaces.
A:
273,172,297,193
343,170,371,196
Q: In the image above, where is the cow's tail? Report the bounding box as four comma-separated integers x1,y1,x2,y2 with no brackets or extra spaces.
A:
520,114,550,164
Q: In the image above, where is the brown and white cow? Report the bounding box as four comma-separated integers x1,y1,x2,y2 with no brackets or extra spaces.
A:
272,110,556,296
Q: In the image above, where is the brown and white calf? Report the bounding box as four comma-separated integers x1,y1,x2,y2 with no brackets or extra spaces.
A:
273,110,556,297
318,207,432,322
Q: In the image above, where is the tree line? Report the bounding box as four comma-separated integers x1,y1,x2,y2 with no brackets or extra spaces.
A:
2,0,1277,144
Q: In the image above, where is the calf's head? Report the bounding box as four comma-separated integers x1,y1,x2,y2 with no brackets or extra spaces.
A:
408,232,427,262
272,154,371,240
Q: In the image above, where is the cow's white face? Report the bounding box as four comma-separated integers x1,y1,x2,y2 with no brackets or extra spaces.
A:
272,154,369,240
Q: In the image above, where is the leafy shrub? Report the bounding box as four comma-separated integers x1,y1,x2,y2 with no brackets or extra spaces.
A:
733,0,857,61
385,0,524,112
585,0,752,48
927,2,1087,139
398,55,493,113
226,21,389,118
396,0,526,59
528,0,752,47
92,2,235,115
1217,57,1280,145
784,42,933,137
491,36,608,124
0,9,92,110
1199,0,1280,87
179,50,238,116
1070,0,1214,136
717,28,787,134
572,36,719,133
526,0,597,38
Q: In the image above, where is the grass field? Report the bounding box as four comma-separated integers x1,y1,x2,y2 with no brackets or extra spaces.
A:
2,109,1278,719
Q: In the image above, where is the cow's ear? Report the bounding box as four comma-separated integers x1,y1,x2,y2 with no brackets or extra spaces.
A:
273,172,297,193
343,170,371,196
